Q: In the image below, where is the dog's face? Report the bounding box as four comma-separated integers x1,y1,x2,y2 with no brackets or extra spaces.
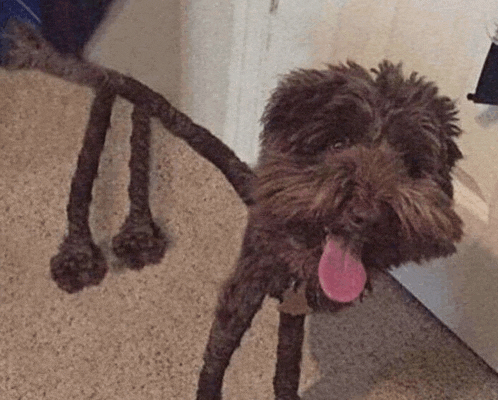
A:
253,61,463,304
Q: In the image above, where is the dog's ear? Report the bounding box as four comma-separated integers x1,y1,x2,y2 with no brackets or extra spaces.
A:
427,90,462,169
445,139,463,168
261,68,346,153
433,96,463,167
374,61,463,168
260,64,374,155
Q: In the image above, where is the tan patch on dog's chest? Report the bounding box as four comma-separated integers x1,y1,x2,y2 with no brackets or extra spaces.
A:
278,284,313,315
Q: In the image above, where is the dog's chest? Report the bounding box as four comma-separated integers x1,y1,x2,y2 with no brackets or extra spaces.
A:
279,234,322,279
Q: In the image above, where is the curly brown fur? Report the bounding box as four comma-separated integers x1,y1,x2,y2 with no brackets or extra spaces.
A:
2,22,253,292
50,87,115,293
2,21,255,206
51,96,168,291
112,105,168,270
196,61,463,400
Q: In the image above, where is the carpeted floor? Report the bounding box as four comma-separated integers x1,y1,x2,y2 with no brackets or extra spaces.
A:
1,68,498,399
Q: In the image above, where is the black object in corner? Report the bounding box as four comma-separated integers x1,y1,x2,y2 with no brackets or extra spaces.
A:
40,0,114,56
468,42,498,105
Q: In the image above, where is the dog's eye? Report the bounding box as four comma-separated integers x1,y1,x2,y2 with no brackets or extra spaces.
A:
332,138,349,149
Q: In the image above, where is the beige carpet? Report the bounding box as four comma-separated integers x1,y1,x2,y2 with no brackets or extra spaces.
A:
1,68,498,400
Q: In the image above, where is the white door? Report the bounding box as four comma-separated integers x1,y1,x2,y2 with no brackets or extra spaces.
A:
224,0,498,372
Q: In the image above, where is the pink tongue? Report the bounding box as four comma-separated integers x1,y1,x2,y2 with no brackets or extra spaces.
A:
318,239,367,303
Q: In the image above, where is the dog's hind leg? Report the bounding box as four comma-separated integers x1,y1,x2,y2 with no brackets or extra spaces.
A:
274,312,306,400
50,87,116,293
111,105,168,269
196,255,269,400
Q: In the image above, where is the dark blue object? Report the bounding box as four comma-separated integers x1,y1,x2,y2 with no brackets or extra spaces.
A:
39,0,114,56
0,0,41,63
468,42,498,105
0,0,41,28
1,0,113,60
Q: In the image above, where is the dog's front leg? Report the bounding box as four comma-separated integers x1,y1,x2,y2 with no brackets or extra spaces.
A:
196,260,268,400
274,312,306,400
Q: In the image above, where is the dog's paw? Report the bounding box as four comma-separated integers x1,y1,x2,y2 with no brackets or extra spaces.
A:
50,238,108,293
112,220,168,269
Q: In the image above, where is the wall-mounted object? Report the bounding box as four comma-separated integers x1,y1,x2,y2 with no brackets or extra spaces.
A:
468,33,498,105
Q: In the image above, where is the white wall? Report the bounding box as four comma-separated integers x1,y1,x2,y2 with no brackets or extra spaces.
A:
178,1,235,138
87,0,183,104
87,0,235,142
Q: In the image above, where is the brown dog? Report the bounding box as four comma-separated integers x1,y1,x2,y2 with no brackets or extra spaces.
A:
196,61,463,400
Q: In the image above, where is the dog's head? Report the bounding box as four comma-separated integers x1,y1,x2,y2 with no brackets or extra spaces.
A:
254,61,463,304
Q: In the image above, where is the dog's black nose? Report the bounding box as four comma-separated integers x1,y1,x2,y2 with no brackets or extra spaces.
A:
351,215,366,228
346,204,381,231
